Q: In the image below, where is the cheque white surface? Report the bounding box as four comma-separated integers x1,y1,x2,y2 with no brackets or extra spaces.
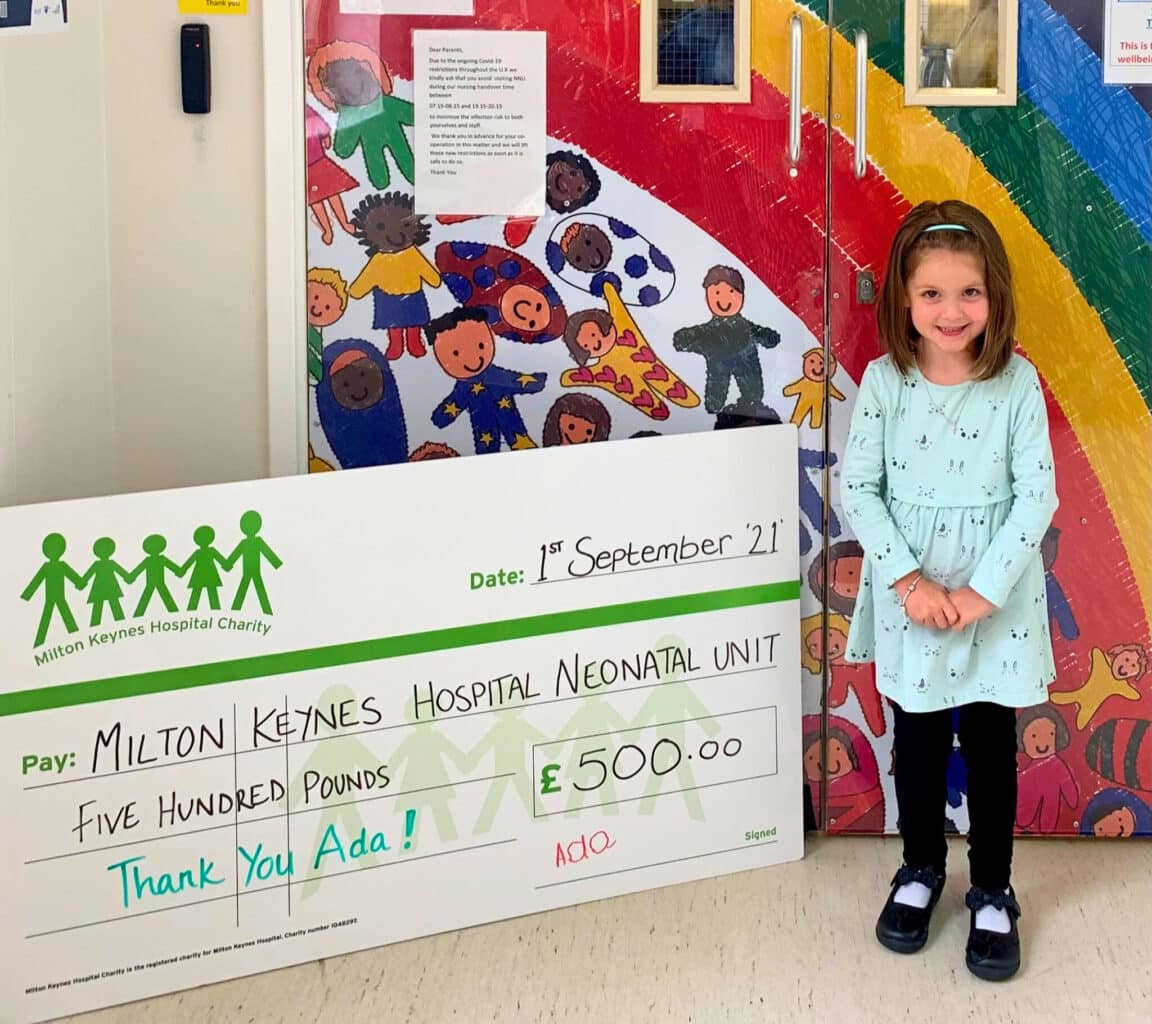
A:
0,427,802,1023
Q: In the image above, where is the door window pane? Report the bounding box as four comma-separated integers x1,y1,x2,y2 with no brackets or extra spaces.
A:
919,0,1000,90
657,0,736,87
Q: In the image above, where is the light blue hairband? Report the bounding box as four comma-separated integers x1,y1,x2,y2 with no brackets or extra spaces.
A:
922,223,971,233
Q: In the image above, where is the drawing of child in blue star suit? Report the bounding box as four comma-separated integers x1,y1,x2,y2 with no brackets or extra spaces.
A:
427,307,547,454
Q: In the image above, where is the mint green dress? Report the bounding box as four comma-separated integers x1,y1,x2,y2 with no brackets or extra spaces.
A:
841,354,1058,712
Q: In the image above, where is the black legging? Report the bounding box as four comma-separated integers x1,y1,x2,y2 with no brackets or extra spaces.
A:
892,700,1018,890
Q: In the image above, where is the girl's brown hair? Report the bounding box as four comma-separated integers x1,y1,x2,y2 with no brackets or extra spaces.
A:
876,199,1016,380
542,394,612,446
1015,705,1071,755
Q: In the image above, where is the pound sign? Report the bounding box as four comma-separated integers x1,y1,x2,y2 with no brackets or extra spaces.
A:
539,763,561,795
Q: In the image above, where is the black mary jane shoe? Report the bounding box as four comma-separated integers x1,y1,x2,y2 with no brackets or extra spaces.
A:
965,886,1022,982
875,864,947,954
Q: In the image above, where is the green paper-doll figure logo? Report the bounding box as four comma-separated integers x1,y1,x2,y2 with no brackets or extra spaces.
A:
129,534,186,617
82,538,132,627
21,510,284,649
225,511,282,614
181,526,230,611
21,533,83,648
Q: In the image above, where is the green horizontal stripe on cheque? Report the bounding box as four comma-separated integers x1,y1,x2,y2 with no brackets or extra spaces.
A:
0,581,801,717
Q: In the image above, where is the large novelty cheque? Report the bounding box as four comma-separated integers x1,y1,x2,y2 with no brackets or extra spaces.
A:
0,429,802,1023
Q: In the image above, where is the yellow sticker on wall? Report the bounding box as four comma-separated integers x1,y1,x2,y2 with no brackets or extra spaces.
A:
178,0,248,13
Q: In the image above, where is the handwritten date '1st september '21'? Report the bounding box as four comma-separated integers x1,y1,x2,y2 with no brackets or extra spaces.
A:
471,521,782,590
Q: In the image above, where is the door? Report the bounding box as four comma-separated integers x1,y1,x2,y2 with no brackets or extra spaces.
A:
301,0,834,821
827,0,1152,837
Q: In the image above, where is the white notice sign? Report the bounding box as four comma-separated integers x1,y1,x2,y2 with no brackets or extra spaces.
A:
415,29,547,216
0,429,802,1023
340,0,472,13
1104,0,1152,84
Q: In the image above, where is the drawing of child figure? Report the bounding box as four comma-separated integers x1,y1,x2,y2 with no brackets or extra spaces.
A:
349,193,440,361
783,347,846,430
305,105,359,245
428,307,547,454
561,307,697,420
673,266,780,414
542,393,612,446
307,267,349,384
803,714,885,834
1014,705,1078,834
1079,788,1152,838
307,40,414,190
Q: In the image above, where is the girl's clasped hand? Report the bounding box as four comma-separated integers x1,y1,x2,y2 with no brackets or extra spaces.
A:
896,572,997,632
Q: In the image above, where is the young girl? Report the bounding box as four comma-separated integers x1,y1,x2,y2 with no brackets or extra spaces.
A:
841,200,1058,982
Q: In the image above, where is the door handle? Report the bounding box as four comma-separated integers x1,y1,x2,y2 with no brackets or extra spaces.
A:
854,29,868,179
789,14,802,166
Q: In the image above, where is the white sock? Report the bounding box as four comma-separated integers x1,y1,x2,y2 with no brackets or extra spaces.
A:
894,881,932,908
975,889,1012,934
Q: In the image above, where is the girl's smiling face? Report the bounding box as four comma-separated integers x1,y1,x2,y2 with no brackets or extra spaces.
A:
906,250,989,360
1110,649,1143,680
1022,717,1057,760
308,282,344,328
358,199,424,255
575,320,617,358
824,738,852,781
559,412,596,444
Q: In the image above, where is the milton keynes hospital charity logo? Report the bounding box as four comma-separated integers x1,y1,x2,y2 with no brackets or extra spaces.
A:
19,510,282,656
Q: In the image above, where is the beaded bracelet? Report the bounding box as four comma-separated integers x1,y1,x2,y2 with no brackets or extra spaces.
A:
899,573,923,610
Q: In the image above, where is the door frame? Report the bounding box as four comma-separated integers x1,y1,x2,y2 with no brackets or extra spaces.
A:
263,0,308,477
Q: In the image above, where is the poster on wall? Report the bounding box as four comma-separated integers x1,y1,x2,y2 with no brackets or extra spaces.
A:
0,0,67,36
1104,0,1152,83
0,429,803,1023
414,30,547,216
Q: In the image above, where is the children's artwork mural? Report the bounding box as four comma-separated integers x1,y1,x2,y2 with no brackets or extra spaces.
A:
303,0,1151,837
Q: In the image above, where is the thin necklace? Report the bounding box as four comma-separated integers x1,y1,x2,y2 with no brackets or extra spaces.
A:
921,376,975,433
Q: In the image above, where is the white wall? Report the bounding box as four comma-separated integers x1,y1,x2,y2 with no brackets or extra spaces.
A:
0,1,115,503
0,0,270,506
